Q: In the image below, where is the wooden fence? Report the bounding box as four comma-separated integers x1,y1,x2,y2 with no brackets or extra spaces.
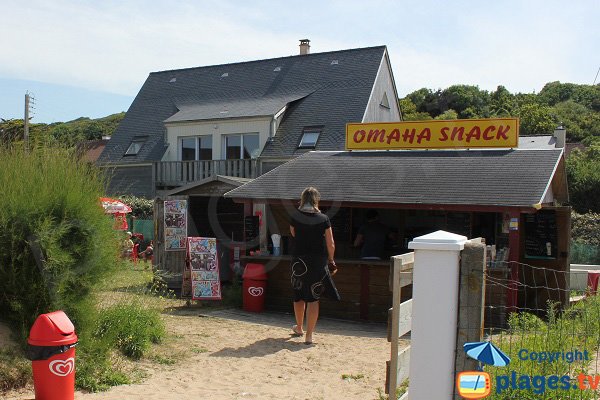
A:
386,252,414,400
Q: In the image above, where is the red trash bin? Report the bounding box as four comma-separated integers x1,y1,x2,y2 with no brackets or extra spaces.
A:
27,311,78,400
243,263,267,312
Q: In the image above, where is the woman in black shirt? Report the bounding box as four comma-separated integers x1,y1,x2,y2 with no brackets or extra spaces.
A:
290,187,339,344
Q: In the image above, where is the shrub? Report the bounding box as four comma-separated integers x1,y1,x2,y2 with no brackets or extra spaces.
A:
0,145,119,339
94,302,165,360
0,145,123,391
571,212,600,246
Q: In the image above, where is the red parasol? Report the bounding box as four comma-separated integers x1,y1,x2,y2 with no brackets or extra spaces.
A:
100,197,132,214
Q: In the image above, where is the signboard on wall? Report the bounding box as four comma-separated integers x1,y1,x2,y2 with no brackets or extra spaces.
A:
345,118,519,150
524,211,557,259
187,237,221,300
164,200,187,251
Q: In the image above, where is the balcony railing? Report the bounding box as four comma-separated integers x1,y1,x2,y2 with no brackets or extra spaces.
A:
154,159,258,187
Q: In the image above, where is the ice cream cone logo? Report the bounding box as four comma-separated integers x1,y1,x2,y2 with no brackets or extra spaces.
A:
49,357,75,377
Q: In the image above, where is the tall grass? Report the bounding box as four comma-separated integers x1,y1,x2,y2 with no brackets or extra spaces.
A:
487,297,600,399
0,145,118,339
0,145,127,391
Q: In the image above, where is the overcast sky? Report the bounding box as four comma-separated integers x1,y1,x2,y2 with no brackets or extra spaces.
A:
1,0,598,123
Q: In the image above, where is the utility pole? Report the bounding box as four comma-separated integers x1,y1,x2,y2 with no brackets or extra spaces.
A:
24,92,35,151
24,93,30,151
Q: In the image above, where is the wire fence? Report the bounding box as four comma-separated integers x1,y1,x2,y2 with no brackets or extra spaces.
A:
480,261,600,399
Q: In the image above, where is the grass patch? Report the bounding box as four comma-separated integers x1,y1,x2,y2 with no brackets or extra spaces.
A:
150,355,176,365
191,347,208,354
94,301,166,360
0,349,31,392
342,373,365,380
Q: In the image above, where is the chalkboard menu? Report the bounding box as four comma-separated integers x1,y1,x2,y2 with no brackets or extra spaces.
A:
524,211,557,259
446,212,471,237
244,216,260,253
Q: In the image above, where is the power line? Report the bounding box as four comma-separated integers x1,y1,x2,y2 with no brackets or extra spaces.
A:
594,66,600,85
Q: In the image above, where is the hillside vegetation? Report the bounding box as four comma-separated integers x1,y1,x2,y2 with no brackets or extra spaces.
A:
400,81,600,143
0,112,125,147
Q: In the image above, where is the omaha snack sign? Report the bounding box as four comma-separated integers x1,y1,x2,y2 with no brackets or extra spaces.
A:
346,118,519,150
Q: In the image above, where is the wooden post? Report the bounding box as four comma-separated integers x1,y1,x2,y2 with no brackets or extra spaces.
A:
453,238,486,399
507,211,521,312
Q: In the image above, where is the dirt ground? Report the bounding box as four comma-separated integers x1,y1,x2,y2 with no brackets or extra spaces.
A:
4,308,400,400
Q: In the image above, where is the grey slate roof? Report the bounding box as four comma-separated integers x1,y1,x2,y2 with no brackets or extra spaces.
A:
224,149,564,207
98,46,387,164
164,93,311,123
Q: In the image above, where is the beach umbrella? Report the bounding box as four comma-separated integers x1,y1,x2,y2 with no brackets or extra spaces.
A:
463,341,511,367
100,197,132,214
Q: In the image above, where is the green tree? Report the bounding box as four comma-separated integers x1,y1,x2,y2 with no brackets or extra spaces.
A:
553,101,600,142
566,145,600,213
439,85,490,118
490,85,515,116
516,103,556,136
399,98,432,121
435,109,458,120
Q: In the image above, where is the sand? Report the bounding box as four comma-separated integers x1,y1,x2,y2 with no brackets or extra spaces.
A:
3,308,400,400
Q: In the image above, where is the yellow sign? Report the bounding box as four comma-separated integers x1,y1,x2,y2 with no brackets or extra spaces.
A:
346,118,519,150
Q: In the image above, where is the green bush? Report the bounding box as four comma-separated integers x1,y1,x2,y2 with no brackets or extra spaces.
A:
94,302,165,360
117,195,154,219
571,212,600,246
0,146,118,340
0,145,124,391
567,146,600,214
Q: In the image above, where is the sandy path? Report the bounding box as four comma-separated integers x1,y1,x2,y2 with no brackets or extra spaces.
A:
5,309,398,400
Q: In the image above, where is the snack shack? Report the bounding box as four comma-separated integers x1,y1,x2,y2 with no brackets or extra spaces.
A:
224,120,570,323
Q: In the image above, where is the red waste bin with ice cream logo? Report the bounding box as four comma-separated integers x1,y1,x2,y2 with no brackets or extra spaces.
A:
242,263,267,312
27,311,78,400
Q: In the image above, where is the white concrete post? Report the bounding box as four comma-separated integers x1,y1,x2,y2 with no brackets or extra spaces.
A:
408,230,467,399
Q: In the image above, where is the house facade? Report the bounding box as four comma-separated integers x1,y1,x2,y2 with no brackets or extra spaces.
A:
97,42,401,197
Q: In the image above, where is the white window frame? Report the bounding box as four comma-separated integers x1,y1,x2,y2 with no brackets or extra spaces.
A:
298,128,321,149
179,135,212,161
222,133,259,159
124,137,147,156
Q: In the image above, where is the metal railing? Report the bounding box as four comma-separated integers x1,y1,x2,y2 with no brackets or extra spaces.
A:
154,159,258,186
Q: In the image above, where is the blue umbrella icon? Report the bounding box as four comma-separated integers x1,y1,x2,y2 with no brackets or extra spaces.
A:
464,341,511,367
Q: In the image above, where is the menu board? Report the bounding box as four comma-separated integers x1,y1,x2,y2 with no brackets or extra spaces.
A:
188,237,221,300
244,216,260,253
164,200,187,251
524,211,557,259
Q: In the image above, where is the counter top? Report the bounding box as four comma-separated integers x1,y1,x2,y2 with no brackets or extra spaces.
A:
241,254,390,266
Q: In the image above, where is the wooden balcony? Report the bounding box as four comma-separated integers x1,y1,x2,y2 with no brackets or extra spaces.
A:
154,159,258,187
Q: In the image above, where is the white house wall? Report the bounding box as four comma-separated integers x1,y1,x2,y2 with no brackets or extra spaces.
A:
362,54,401,123
162,117,272,161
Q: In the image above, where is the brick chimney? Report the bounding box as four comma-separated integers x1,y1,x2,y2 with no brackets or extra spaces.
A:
299,39,310,55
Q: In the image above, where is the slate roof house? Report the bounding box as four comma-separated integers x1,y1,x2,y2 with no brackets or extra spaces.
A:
98,41,401,197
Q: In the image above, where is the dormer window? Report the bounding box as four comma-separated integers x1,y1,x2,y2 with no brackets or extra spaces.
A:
124,137,147,156
298,129,321,149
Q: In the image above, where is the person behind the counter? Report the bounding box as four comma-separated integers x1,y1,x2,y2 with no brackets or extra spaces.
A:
353,209,394,260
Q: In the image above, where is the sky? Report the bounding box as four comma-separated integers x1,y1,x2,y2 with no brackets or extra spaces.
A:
1,0,598,123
